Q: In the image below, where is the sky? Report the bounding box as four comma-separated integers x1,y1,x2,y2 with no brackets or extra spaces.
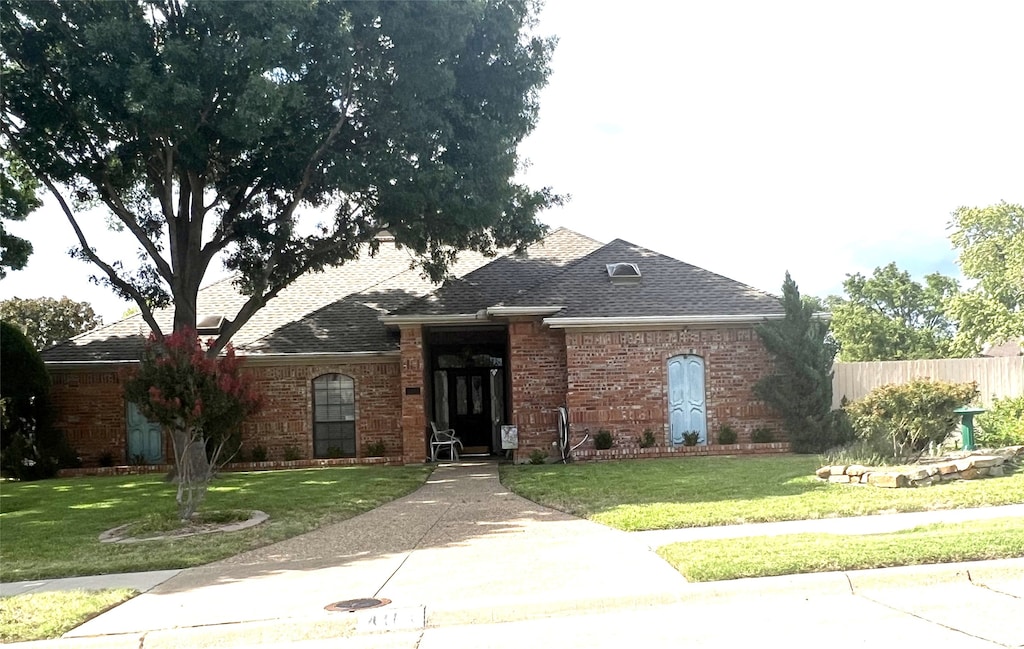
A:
2,0,1023,323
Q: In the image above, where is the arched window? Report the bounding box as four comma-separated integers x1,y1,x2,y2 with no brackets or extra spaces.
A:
312,374,356,458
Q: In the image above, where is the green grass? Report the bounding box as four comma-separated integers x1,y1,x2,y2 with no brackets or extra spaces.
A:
0,465,432,581
500,455,1024,531
658,517,1024,582
0,589,137,642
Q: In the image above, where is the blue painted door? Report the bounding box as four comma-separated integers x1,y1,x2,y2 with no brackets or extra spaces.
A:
126,402,164,463
668,355,707,445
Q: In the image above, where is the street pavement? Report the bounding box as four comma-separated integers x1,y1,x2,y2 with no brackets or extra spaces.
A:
3,461,1023,648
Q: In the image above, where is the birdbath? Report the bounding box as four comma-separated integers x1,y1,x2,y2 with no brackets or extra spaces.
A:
953,406,986,451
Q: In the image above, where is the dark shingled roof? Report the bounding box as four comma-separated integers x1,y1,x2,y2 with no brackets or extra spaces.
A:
390,228,604,316
40,229,782,363
41,237,496,362
506,239,784,319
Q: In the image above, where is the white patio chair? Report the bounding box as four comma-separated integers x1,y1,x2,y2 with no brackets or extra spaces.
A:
430,422,463,461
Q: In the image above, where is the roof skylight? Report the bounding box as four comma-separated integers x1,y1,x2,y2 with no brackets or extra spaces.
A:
606,262,641,284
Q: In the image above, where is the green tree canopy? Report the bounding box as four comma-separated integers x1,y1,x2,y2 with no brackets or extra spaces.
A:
0,151,40,277
1,0,560,353
0,296,103,350
947,201,1024,354
827,262,962,361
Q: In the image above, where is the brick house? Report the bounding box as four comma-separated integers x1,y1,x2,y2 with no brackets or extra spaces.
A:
42,228,789,466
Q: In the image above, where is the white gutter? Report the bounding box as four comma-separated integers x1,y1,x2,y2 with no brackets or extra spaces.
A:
485,305,565,317
542,313,790,329
240,351,400,366
379,313,486,326
44,360,139,369
45,350,402,370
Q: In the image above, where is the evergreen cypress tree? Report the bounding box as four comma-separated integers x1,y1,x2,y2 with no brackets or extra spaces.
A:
755,273,847,453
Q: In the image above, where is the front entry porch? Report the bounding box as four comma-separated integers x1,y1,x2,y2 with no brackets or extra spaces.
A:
427,326,508,457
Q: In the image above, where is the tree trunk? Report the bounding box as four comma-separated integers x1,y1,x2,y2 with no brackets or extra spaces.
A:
169,424,213,520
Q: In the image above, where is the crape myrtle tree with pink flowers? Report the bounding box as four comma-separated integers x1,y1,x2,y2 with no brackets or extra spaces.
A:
123,329,261,519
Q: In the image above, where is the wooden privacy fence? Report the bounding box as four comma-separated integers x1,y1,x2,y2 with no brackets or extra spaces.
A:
832,357,1024,408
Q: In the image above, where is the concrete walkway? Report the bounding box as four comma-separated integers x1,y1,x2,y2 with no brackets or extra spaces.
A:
4,461,1024,647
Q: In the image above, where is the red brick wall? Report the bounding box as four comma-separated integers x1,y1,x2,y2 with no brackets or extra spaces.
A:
399,326,428,464
50,368,136,465
49,358,404,466
242,360,403,460
564,327,783,449
507,319,567,461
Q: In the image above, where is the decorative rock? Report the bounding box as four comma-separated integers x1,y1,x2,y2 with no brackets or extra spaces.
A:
868,473,909,488
828,474,851,483
829,465,848,476
989,466,1005,477
971,456,1003,469
845,464,869,476
815,466,832,479
905,468,931,481
960,467,980,480
937,462,959,475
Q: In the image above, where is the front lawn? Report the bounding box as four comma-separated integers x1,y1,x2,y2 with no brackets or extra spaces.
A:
658,517,1024,581
0,465,432,581
0,589,137,643
499,455,1024,531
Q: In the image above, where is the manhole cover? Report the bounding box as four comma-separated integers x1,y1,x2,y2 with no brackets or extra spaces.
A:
325,598,391,612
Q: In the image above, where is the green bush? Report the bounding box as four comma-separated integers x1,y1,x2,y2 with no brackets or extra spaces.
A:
681,431,700,446
283,446,302,461
638,429,656,448
528,448,548,465
364,440,387,457
0,322,78,479
594,430,613,450
717,425,737,445
977,396,1024,447
846,379,979,459
249,444,268,462
751,427,775,443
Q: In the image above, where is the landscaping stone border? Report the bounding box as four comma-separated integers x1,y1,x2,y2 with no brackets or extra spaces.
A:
816,446,1024,488
99,510,269,543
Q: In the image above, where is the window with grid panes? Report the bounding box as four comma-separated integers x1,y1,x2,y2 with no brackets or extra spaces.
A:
312,374,356,457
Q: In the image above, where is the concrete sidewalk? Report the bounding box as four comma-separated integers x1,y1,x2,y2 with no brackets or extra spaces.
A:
4,461,1023,648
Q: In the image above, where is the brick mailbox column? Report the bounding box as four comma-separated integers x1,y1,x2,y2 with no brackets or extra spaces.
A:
399,325,427,464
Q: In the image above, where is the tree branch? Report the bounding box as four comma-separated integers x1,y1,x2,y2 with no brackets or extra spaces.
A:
98,175,174,281
39,175,164,338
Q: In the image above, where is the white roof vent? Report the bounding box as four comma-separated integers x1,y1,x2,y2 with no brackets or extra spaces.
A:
606,262,641,284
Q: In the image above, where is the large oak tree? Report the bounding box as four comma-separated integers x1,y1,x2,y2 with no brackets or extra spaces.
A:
1,0,559,353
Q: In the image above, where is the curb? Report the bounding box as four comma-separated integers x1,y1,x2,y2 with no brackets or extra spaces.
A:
7,558,1021,647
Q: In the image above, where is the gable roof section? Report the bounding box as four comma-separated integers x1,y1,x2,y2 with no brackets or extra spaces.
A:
42,237,496,363
506,238,785,323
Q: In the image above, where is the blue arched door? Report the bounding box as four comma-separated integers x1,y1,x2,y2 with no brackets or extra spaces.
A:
668,355,707,445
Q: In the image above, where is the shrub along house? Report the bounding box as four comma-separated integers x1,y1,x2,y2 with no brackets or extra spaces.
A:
43,228,789,466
